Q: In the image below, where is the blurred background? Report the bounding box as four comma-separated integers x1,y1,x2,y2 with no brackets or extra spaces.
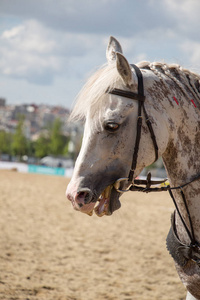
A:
0,0,199,174
1,2,198,299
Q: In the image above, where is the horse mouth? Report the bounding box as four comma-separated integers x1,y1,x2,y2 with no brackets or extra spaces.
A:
94,186,112,217
68,184,121,217
94,185,121,217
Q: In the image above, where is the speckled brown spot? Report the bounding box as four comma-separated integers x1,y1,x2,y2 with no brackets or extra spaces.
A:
176,262,200,299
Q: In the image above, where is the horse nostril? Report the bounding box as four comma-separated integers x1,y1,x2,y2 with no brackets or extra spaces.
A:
77,189,93,204
84,192,91,204
78,191,86,198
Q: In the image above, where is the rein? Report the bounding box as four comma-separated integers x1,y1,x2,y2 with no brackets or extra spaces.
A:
108,63,200,266
132,172,200,262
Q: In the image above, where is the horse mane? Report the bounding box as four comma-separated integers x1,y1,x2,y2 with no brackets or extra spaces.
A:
70,61,200,122
138,61,200,103
69,63,126,122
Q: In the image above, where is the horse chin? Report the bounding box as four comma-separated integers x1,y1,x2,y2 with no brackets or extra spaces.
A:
94,185,121,217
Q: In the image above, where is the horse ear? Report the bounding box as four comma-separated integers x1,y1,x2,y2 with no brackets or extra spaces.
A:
116,52,133,87
106,36,123,64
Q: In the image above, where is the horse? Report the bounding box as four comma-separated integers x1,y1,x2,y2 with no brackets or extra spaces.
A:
66,36,200,300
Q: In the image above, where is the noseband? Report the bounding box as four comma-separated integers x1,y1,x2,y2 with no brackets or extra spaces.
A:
108,64,159,192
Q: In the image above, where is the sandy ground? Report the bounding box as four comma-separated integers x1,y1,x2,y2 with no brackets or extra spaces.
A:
0,170,186,300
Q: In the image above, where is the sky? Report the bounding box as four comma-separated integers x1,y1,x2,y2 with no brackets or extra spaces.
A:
0,0,200,109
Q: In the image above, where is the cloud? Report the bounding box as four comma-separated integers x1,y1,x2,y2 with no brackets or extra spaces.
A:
0,19,107,85
162,0,200,40
2,22,56,54
0,0,200,107
180,40,200,72
0,20,61,84
0,0,174,36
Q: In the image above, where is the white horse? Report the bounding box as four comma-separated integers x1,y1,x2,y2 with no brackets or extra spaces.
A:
66,36,200,300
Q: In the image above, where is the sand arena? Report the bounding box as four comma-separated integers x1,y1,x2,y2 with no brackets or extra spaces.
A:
0,170,185,299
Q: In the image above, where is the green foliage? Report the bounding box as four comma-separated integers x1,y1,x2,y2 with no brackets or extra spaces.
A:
34,135,50,158
49,118,67,156
0,117,70,159
0,131,13,154
11,117,28,157
63,142,69,155
26,140,36,157
34,118,69,158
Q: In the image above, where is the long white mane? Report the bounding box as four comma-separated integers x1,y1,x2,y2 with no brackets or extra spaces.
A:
139,61,200,103
70,61,200,122
70,63,125,122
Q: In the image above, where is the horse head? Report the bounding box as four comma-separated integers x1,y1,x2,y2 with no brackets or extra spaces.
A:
66,37,169,217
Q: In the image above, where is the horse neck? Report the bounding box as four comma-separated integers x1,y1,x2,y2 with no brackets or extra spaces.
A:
161,99,200,244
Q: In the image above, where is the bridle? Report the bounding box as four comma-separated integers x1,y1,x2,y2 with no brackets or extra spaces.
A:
108,63,200,266
108,64,160,193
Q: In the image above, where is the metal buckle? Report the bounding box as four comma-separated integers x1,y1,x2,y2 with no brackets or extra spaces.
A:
113,178,133,193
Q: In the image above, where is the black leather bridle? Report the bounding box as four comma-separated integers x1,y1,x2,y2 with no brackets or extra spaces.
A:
107,63,200,266
108,64,160,192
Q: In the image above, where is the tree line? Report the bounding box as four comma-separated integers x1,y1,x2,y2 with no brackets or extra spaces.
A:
0,117,69,160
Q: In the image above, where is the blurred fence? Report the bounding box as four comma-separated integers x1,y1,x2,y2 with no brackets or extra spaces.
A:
0,161,73,177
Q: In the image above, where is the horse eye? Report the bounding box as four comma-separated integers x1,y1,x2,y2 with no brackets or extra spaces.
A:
104,122,120,132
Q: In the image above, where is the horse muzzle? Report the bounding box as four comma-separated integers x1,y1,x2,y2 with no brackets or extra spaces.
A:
66,184,121,217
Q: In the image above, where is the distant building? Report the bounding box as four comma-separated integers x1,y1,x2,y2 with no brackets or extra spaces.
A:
0,98,6,107
0,101,79,145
